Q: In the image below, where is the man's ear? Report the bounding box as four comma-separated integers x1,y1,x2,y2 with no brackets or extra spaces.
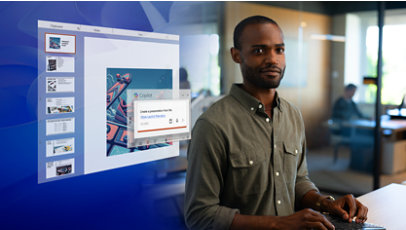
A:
230,47,241,63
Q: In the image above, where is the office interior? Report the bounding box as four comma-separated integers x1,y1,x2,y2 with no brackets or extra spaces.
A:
148,2,406,228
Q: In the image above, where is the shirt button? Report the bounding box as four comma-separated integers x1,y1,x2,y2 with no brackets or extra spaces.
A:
275,171,280,176
250,107,254,111
258,104,263,109
277,200,281,205
249,160,253,165
295,149,298,154
266,118,270,123
274,144,277,149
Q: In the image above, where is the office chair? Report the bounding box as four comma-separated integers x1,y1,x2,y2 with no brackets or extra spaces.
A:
328,119,352,163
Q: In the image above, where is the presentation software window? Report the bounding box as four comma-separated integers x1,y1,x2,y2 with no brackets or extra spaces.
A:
38,20,190,183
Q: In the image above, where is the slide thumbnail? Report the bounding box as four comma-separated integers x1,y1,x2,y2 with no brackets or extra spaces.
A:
45,33,76,54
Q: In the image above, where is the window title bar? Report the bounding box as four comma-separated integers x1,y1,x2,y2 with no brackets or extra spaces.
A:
38,20,179,41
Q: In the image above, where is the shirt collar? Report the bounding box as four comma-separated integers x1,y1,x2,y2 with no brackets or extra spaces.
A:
229,84,282,115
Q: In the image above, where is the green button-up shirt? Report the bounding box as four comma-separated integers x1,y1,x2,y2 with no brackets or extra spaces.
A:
184,84,319,230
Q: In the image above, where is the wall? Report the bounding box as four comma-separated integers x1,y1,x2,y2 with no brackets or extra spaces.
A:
222,2,332,148
330,14,347,107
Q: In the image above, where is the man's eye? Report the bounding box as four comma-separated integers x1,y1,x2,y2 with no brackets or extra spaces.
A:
253,48,264,54
276,48,285,54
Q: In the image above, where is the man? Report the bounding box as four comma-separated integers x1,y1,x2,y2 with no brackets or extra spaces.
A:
180,67,191,89
184,16,368,230
332,84,366,121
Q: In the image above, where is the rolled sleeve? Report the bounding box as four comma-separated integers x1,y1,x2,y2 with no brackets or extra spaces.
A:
295,178,319,202
184,119,239,230
212,206,240,230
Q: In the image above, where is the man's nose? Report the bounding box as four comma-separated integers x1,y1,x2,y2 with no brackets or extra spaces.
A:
264,50,278,65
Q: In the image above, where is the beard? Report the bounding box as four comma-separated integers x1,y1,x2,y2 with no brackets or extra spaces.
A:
241,62,285,89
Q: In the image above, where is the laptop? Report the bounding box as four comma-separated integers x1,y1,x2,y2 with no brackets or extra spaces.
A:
325,214,386,230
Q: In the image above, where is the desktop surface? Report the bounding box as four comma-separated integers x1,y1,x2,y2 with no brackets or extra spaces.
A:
358,183,406,230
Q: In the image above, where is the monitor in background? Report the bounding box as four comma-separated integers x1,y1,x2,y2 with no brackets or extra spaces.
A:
387,94,406,119
397,94,405,110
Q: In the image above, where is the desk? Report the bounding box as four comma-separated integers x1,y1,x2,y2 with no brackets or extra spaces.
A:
358,183,406,229
328,119,406,174
330,119,406,131
343,119,406,139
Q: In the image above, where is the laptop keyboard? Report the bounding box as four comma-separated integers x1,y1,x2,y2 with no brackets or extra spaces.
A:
325,214,385,230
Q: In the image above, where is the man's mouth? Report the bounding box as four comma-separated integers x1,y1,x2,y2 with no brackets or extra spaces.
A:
260,68,281,75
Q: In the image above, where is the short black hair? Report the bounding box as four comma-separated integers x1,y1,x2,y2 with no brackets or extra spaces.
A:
179,67,188,81
345,84,357,91
233,15,279,50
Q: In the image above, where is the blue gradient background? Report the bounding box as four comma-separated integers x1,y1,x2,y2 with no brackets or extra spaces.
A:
0,2,188,229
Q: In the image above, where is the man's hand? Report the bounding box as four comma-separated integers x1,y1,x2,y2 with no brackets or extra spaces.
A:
322,194,368,223
275,208,335,230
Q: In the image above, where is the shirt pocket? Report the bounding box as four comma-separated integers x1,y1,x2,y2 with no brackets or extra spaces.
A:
282,142,301,184
229,149,268,196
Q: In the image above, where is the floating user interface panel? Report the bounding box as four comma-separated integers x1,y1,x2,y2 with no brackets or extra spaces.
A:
127,89,191,148
38,20,184,183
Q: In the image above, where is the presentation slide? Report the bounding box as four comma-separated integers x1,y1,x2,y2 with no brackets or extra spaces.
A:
46,56,75,72
46,97,74,114
46,77,75,93
106,68,173,155
46,137,75,157
45,117,75,136
46,158,75,179
45,33,76,54
84,36,180,174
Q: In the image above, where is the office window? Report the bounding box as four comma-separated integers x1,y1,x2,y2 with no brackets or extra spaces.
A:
181,33,220,97
345,9,406,105
365,24,406,104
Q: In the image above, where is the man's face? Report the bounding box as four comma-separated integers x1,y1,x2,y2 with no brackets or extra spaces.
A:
232,23,286,89
345,88,356,99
